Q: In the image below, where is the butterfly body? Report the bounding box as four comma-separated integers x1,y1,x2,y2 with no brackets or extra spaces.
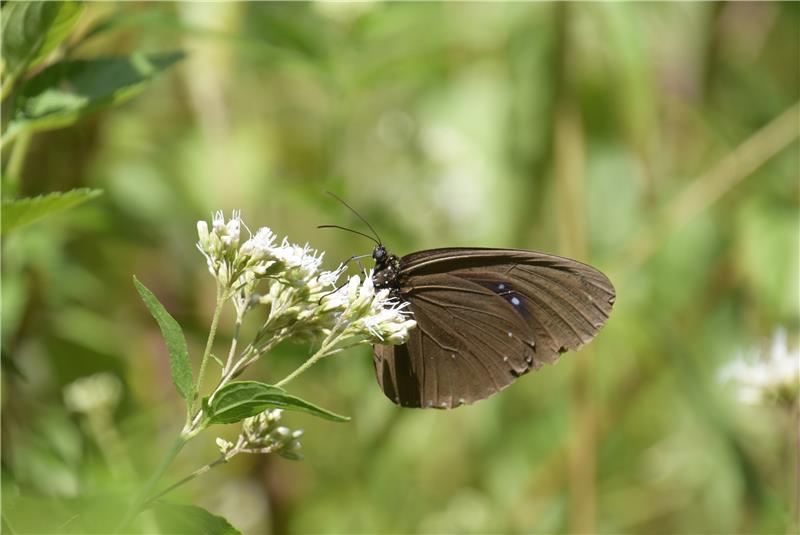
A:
370,245,615,409
371,244,403,297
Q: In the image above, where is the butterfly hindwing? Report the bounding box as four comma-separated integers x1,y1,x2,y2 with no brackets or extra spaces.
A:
374,272,534,408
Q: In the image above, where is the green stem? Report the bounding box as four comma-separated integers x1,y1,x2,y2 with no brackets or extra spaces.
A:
0,73,18,101
192,284,225,415
2,131,32,198
116,435,186,532
143,454,227,508
275,335,338,388
222,313,243,376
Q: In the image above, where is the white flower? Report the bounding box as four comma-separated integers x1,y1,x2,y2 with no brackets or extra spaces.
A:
216,437,235,455
242,408,284,443
197,211,250,287
325,270,416,347
196,210,415,352
230,409,305,460
270,239,325,282
718,329,799,406
63,373,122,414
213,210,241,247
240,228,276,263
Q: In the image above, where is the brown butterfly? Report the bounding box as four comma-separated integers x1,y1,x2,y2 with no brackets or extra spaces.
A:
322,195,615,409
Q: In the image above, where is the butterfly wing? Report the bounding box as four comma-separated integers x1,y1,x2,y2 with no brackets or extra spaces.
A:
373,248,615,408
373,272,535,408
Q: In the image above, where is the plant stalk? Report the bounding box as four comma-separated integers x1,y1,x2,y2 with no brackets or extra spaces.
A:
222,313,244,376
192,284,225,415
2,131,32,198
275,335,338,388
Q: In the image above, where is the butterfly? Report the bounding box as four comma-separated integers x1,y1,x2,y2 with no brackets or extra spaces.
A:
322,195,615,409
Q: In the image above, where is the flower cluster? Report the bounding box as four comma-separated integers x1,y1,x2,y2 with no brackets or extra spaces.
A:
718,329,799,407
216,409,304,461
195,211,416,347
197,211,275,291
323,271,417,348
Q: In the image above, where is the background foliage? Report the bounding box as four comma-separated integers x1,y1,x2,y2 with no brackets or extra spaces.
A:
2,2,798,534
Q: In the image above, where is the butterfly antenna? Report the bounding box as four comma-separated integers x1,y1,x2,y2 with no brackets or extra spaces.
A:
317,224,380,245
325,191,383,244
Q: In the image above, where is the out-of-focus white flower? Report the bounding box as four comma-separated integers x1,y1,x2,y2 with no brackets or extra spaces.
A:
718,329,799,406
63,373,122,414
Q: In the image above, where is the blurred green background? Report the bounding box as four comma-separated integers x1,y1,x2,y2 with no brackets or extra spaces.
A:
2,2,799,534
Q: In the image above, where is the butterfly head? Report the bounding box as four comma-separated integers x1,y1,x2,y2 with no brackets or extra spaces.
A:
372,244,387,262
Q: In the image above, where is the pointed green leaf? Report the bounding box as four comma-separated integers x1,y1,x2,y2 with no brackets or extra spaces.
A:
208,381,350,424
1,1,85,87
151,502,242,535
0,188,102,235
133,276,193,407
5,51,184,142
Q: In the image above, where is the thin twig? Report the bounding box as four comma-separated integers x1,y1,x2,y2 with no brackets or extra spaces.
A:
144,455,228,508
144,441,282,509
618,101,800,278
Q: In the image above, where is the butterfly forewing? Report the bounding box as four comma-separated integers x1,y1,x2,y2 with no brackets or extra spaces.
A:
373,248,615,408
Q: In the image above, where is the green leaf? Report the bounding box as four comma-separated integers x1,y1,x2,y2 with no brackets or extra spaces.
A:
151,502,242,535
133,276,193,407
5,51,184,142
0,188,102,235
1,1,85,88
208,381,350,424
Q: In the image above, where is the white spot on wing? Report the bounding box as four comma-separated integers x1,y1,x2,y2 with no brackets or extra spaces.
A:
507,332,513,337
498,283,506,290
511,296,521,306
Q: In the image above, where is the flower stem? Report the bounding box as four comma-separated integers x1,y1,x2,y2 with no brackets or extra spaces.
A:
275,336,338,388
222,313,244,376
192,284,225,415
116,435,186,532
